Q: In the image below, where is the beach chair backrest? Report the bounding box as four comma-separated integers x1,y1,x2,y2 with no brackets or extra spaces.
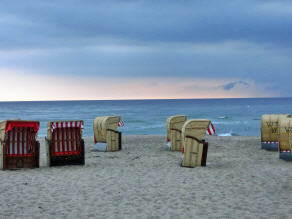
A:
166,115,187,141
182,137,206,167
93,116,120,143
261,114,291,142
182,119,210,141
0,120,39,156
279,118,292,151
47,120,84,156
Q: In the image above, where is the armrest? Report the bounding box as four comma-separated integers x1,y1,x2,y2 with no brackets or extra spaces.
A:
170,128,182,133
107,129,120,134
185,135,205,144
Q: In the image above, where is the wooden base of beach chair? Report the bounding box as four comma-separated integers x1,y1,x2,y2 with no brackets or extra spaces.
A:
261,142,278,151
2,141,39,170
106,130,122,152
46,139,85,167
170,129,182,151
181,136,208,168
279,151,292,161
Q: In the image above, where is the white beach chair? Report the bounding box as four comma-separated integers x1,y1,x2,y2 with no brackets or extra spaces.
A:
93,116,122,152
166,115,187,151
278,118,292,161
261,114,291,151
181,119,210,168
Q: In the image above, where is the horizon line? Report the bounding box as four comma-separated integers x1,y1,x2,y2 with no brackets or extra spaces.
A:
0,96,291,102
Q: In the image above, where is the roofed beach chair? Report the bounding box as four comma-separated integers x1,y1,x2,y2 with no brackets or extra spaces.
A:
45,120,85,166
0,120,40,170
181,119,210,168
278,118,292,161
261,114,291,151
93,116,122,152
166,115,187,151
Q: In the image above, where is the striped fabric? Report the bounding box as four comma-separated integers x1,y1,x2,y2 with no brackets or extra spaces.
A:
51,121,84,132
5,127,36,156
118,119,124,127
207,122,215,135
50,121,84,155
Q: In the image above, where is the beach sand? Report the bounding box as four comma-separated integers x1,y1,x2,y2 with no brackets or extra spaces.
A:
0,136,291,218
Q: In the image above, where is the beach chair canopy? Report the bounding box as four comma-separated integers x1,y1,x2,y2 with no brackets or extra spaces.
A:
47,120,83,141
166,115,187,141
261,114,291,142
182,119,210,141
93,116,120,143
279,118,292,151
0,120,39,143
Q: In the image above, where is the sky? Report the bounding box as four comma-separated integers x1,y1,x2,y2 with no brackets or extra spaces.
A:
0,0,291,100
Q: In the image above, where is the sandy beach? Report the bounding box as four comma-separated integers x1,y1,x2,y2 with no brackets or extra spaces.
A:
0,135,291,218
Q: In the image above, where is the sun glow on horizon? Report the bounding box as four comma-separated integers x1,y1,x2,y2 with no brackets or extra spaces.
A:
0,69,278,101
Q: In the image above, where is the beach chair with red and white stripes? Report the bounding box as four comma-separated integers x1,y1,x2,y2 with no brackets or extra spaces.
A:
166,115,187,151
0,120,40,170
181,119,211,168
45,120,85,166
93,116,122,152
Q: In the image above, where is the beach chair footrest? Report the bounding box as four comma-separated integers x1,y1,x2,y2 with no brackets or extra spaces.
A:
48,139,85,166
279,152,292,161
261,142,278,151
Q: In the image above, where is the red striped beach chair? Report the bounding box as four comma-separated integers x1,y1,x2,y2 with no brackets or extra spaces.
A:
0,120,40,170
45,120,85,166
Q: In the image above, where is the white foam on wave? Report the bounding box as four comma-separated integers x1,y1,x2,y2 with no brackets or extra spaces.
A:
217,132,239,136
217,116,230,119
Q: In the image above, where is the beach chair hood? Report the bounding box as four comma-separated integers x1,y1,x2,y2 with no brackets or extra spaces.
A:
182,119,210,141
261,114,291,142
93,116,120,143
46,120,84,141
166,115,187,140
0,120,39,142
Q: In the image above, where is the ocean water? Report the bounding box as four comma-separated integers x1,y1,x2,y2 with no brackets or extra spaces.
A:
0,98,291,137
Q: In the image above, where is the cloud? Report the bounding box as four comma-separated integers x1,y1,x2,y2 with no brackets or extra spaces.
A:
0,0,291,99
222,80,250,91
0,0,292,50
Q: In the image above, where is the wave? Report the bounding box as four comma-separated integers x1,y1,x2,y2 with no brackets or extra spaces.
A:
212,121,242,125
217,116,231,119
217,132,240,136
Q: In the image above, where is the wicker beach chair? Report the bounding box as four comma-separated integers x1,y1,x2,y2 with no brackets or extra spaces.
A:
45,120,85,166
93,116,122,152
278,118,292,161
261,114,291,151
181,119,210,168
166,115,187,151
0,120,40,170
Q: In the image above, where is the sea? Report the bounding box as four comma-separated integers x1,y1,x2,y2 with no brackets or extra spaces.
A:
0,98,291,137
